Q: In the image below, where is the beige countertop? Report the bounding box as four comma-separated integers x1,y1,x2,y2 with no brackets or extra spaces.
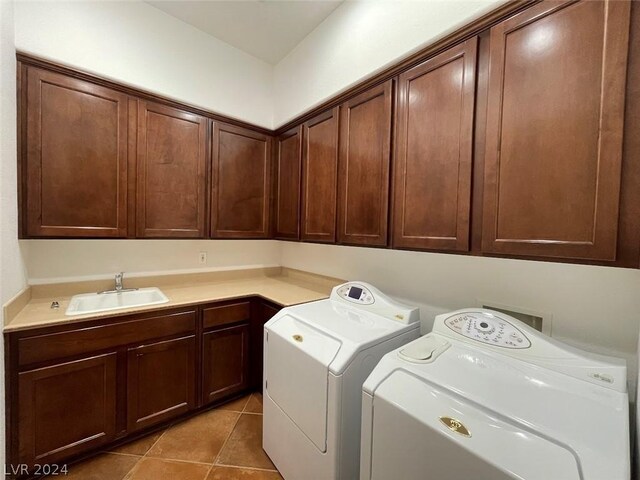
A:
3,267,343,332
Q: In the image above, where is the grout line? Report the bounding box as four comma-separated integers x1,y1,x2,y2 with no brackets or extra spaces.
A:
213,463,279,473
106,451,144,458
241,394,252,413
204,463,215,480
140,457,215,467
213,411,243,466
142,428,169,459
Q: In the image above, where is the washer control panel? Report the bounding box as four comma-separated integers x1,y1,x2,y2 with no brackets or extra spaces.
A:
336,283,374,305
444,311,531,349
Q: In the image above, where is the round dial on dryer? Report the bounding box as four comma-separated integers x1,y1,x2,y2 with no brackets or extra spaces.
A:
444,311,531,349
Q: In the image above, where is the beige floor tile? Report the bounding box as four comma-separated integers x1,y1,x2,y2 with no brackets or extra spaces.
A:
125,458,210,480
147,409,239,463
216,395,251,413
243,393,263,414
216,414,275,470
207,466,283,480
47,453,139,480
109,430,164,456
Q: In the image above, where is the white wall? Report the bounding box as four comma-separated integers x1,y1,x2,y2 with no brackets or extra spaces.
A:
272,0,506,127
22,240,282,284
281,243,640,373
0,0,28,468
14,0,274,128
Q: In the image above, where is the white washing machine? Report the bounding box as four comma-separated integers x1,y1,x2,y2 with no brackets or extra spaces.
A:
263,282,420,480
360,308,630,480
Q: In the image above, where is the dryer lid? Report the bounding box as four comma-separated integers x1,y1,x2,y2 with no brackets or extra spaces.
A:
271,299,418,374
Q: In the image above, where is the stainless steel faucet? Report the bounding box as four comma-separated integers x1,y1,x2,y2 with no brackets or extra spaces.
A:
98,272,138,294
115,272,124,292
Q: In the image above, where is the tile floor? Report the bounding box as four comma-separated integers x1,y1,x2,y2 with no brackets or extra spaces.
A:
47,393,283,480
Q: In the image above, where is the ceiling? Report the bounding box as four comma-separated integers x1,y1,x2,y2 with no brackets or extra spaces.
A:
147,1,343,65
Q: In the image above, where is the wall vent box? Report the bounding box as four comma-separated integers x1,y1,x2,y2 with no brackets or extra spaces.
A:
476,301,552,336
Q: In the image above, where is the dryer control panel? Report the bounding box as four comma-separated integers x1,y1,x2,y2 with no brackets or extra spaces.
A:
444,311,531,349
432,308,628,393
336,284,375,305
330,282,420,325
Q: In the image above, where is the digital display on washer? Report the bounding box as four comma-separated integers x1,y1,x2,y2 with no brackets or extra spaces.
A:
348,287,363,299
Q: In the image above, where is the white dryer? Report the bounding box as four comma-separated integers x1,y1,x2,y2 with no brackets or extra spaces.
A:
263,282,420,480
360,308,630,480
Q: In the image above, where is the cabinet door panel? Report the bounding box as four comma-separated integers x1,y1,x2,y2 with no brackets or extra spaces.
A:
137,101,207,238
301,108,339,243
393,39,477,251
127,336,196,431
274,127,302,239
18,353,117,466
25,68,128,237
211,124,271,238
202,324,250,404
338,81,393,246
482,0,630,260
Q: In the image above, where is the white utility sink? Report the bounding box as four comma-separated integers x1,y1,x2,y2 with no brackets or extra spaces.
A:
65,287,169,316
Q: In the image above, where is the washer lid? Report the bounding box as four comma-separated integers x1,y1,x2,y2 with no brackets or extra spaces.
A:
269,299,418,374
369,369,580,480
364,334,630,480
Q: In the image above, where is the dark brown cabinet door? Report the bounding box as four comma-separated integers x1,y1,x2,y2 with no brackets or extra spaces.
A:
18,353,117,466
127,336,196,431
338,80,393,246
482,0,631,260
211,123,271,238
202,323,250,404
274,126,302,240
301,108,339,243
136,101,208,238
393,39,477,251
24,67,129,237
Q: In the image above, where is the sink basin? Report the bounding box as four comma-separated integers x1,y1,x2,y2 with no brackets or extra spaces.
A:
65,287,170,316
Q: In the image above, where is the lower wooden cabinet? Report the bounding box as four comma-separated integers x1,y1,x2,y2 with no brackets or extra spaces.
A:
127,335,196,431
5,299,274,471
202,324,250,404
17,353,117,466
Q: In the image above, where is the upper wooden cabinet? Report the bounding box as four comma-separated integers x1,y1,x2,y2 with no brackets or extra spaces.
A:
338,81,393,246
23,67,129,237
482,0,631,260
274,126,302,240
301,108,339,243
211,123,271,238
392,38,477,252
136,101,208,238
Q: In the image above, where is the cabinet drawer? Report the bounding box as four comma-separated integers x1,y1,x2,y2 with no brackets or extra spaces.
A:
202,301,251,329
18,309,196,367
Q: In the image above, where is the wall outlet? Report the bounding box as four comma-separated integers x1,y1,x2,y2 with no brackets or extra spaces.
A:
199,252,207,265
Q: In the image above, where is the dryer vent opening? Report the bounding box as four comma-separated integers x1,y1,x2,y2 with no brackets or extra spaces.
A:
479,303,551,336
